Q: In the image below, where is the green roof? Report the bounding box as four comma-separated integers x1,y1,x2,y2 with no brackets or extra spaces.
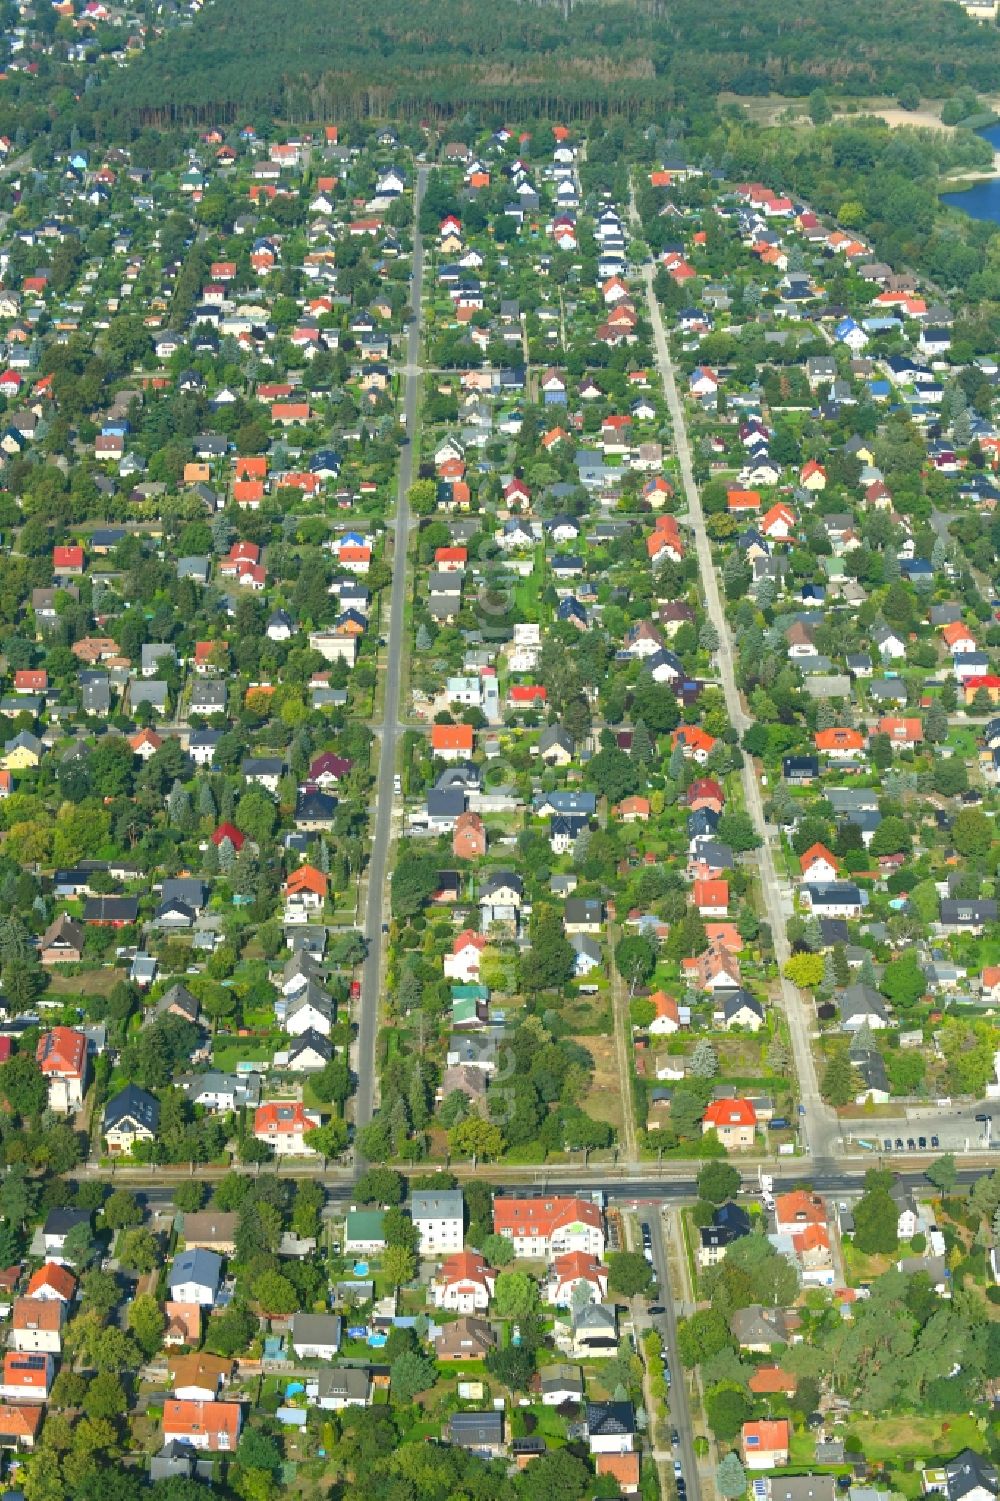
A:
345,1210,385,1242
451,984,489,1001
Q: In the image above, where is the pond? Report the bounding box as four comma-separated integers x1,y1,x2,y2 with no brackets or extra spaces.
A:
940,121,1000,223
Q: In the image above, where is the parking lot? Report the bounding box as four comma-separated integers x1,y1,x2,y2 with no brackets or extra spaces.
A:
842,1109,995,1155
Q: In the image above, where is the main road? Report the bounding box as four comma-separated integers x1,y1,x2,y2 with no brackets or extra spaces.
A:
628,179,838,1161
648,1211,701,1501
354,166,429,1132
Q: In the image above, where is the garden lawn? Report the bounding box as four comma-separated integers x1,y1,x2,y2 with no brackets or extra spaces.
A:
852,1413,982,1462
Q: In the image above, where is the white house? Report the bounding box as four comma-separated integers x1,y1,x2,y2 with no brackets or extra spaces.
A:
432,1250,495,1313
167,1250,221,1308
410,1189,464,1257
493,1196,605,1259
546,1251,608,1308
290,1313,342,1361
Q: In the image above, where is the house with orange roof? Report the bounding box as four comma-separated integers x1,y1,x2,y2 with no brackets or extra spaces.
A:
11,1297,64,1354
233,480,265,508
26,1263,75,1303
432,1250,496,1314
814,727,864,758
431,722,474,760
670,725,716,763
546,1250,608,1307
35,1027,87,1113
283,864,328,919
683,940,742,994
271,401,311,426
444,930,488,985
0,1352,53,1402
703,1098,757,1149
615,795,651,823
647,991,681,1035
727,488,762,513
742,1419,789,1469
799,843,840,885
162,1400,242,1452
164,1302,202,1347
761,502,796,540
253,1102,320,1155
875,716,923,748
129,727,162,760
492,1196,604,1259
694,880,729,917
596,1454,640,1495
941,620,977,653
704,922,743,954
981,966,1000,1005
647,515,684,563
0,1401,43,1450
789,1221,834,1284
774,1190,827,1235
193,641,227,674
748,1366,798,1397
800,459,826,491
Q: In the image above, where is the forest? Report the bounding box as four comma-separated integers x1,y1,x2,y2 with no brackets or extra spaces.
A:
87,0,1000,131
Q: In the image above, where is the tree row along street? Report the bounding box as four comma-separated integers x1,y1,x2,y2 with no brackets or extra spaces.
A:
354,165,429,1137
628,174,838,1163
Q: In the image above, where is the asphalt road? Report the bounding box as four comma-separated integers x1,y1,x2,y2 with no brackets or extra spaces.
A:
129,1165,987,1213
630,179,837,1161
354,166,429,1134
649,1211,700,1501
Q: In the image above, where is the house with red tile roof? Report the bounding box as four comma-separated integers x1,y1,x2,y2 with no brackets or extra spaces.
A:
162,1399,242,1451
52,545,84,574
670,725,716,763
742,1418,789,1468
749,1366,798,1396
431,723,474,759
647,991,681,1035
875,716,923,748
615,795,651,823
694,880,729,917
11,1297,64,1354
444,930,488,984
26,1264,75,1302
703,1098,757,1149
0,1401,43,1450
211,822,245,851
546,1250,608,1308
253,1102,320,1154
798,842,840,884
493,1196,604,1259
36,1027,87,1113
432,1250,495,1313
814,727,864,757
596,1454,640,1494
283,864,328,914
164,1302,202,1347
0,1352,53,1401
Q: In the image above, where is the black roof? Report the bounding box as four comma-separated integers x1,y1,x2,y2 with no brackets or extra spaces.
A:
103,1083,160,1133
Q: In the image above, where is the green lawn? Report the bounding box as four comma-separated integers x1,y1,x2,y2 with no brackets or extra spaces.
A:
852,1413,983,1462
789,1428,816,1466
